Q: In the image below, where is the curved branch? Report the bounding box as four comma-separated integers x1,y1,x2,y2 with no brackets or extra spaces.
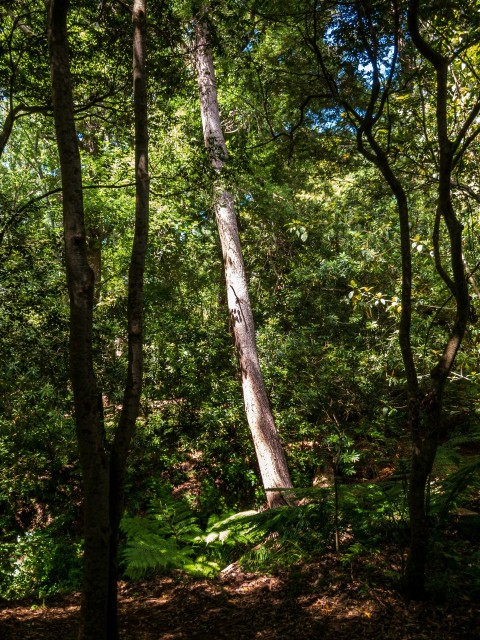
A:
407,0,447,70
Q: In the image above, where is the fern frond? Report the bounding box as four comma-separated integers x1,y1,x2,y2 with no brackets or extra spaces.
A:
121,492,219,579
121,531,193,579
431,457,480,520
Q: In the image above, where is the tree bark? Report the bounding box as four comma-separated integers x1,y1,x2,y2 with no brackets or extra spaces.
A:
404,0,470,600
49,1,150,636
48,1,110,637
193,16,293,508
107,0,149,636
337,0,471,599
330,0,472,599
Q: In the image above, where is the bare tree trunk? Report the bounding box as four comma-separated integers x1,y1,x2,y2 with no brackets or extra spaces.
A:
48,2,109,637
49,1,149,636
404,0,470,600
107,0,149,636
193,17,293,508
405,398,439,599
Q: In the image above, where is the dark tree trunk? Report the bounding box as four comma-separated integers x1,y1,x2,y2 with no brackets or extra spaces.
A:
87,228,103,304
360,125,467,600
193,16,293,508
107,0,149,636
403,387,440,599
405,0,470,600
48,1,110,637
333,0,472,599
49,1,149,637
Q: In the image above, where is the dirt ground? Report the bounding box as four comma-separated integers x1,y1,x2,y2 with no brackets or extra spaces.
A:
1,561,479,639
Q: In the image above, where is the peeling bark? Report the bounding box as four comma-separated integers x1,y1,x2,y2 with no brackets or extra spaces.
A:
193,16,293,508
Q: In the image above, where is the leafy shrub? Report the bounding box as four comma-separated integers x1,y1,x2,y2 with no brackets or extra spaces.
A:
429,428,480,522
340,479,409,545
0,527,82,600
201,487,334,572
427,536,480,599
121,486,334,579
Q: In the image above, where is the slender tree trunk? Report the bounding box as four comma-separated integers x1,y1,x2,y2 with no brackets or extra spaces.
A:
359,137,465,600
49,2,149,636
405,394,440,599
405,0,470,599
193,17,293,508
307,0,471,601
107,0,149,636
48,2,110,637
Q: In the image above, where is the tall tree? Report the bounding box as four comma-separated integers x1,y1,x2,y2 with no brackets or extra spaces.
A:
49,0,150,636
107,0,149,635
404,0,474,599
193,13,293,508
284,0,478,598
48,1,109,635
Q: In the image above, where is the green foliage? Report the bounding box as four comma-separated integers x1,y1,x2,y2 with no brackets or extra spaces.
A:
322,431,361,476
234,501,334,571
429,428,480,521
0,526,82,601
196,486,337,573
427,536,480,600
204,480,406,574
1,0,480,608
121,487,334,579
340,479,409,546
434,457,480,517
121,490,221,579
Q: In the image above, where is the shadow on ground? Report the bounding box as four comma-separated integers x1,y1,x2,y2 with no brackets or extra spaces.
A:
1,564,479,639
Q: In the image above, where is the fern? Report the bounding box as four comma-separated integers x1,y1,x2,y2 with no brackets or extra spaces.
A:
121,485,334,580
202,491,334,571
204,510,261,546
121,492,222,579
429,426,480,520
121,514,194,579
431,457,480,520
433,426,480,473
148,497,203,543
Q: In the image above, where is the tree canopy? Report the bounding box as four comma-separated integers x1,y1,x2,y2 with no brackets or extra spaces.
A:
0,0,479,637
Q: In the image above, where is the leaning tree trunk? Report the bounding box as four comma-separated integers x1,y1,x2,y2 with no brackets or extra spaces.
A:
48,1,110,637
193,17,293,508
107,0,149,636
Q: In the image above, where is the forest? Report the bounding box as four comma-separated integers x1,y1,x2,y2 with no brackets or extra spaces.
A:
0,0,479,638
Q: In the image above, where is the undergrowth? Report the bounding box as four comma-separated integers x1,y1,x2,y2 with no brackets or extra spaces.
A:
1,435,478,602
120,442,480,600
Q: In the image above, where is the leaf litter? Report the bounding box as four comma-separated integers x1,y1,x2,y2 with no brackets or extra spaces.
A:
0,557,478,639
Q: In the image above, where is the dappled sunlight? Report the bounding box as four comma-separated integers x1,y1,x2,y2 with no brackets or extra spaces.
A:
2,563,478,639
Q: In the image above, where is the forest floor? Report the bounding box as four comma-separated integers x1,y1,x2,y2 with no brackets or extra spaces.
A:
0,554,479,640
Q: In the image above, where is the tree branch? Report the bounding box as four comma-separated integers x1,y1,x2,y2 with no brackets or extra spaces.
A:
407,0,447,70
